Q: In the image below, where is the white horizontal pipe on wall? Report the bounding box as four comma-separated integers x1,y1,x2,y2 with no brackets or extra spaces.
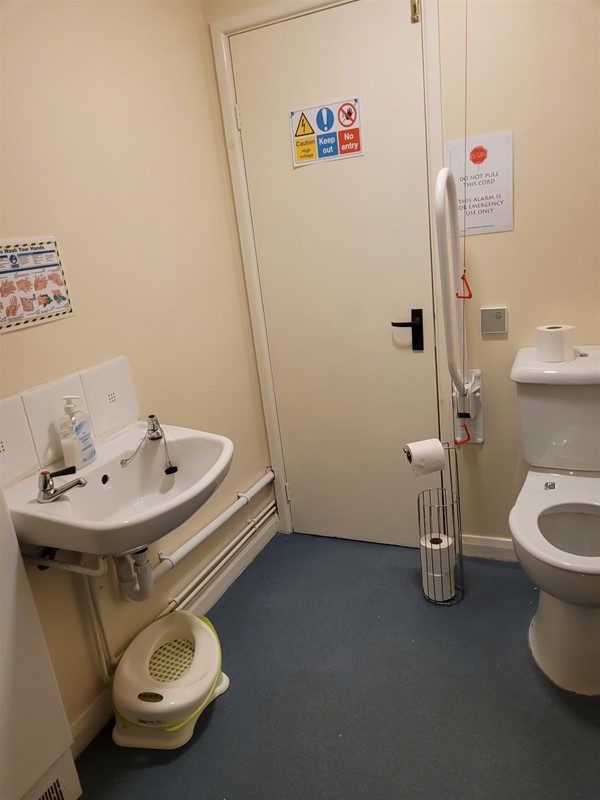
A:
163,501,277,615
152,469,275,580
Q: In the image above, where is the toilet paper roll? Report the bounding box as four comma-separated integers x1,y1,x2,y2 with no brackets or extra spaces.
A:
536,324,575,363
404,439,445,476
420,534,455,601
421,569,455,602
419,534,456,576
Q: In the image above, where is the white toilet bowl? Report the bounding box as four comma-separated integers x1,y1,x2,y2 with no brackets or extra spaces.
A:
509,470,600,695
112,611,229,749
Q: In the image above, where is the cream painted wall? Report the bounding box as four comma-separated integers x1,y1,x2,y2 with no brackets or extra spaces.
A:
1,0,271,736
1,0,598,751
438,0,600,537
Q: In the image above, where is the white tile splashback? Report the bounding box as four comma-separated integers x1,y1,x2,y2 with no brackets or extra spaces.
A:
0,357,138,486
22,373,90,468
80,356,138,438
0,395,39,486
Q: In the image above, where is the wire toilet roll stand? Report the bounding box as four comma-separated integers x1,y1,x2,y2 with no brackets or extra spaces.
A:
417,443,464,606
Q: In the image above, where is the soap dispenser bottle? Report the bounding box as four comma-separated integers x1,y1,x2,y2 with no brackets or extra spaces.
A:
58,395,96,469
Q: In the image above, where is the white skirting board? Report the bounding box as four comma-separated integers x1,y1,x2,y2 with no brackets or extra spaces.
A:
462,534,516,562
71,513,279,757
71,686,113,759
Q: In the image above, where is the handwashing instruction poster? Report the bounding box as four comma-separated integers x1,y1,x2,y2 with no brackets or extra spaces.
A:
290,99,363,167
444,130,513,236
0,238,74,333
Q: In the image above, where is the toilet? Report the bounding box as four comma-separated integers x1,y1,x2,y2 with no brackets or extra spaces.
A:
112,611,229,749
509,345,600,696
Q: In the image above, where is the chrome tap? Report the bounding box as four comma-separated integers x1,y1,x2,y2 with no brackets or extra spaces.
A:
120,415,177,474
146,414,164,440
37,466,87,504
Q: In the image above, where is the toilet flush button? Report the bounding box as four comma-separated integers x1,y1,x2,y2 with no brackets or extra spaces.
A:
544,482,556,490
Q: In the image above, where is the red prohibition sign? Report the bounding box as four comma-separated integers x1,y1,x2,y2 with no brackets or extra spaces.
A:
338,102,357,128
470,145,488,165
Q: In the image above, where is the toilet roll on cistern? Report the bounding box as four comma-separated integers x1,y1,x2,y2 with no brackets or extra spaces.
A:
536,324,575,363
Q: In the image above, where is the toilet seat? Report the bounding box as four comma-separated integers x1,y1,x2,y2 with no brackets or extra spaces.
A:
509,488,600,574
113,611,222,729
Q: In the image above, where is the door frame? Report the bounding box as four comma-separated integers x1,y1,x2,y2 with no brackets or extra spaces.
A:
210,0,450,534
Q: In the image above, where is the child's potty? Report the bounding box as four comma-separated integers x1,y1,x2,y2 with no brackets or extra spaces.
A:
112,611,229,749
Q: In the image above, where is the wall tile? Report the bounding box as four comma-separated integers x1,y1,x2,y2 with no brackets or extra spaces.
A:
22,374,90,468
0,395,40,486
80,356,139,438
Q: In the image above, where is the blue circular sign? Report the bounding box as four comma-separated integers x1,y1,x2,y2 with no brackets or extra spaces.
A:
316,107,335,132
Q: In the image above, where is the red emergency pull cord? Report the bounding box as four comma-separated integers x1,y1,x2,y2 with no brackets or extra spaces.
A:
455,421,471,446
456,271,472,300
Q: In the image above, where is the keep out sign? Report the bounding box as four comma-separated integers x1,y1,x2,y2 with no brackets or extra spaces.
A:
290,99,363,167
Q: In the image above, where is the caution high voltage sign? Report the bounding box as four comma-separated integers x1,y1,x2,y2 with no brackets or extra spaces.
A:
290,99,363,167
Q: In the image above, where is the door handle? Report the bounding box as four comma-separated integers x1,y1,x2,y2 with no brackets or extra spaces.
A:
391,308,424,351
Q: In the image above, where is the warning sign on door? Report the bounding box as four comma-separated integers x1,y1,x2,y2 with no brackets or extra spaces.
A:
290,99,363,168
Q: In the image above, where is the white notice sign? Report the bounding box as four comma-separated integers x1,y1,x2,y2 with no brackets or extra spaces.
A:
444,130,513,236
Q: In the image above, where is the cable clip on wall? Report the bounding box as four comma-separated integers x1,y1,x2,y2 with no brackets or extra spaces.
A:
404,439,464,605
435,168,483,445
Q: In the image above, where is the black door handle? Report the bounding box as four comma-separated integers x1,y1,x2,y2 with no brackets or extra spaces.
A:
391,308,424,351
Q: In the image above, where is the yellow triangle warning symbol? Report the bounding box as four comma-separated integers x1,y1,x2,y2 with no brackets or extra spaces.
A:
294,112,315,137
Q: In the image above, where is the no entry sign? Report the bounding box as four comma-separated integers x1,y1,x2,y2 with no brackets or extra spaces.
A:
290,99,363,167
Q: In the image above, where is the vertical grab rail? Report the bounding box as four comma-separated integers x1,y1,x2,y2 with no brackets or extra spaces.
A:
434,167,467,398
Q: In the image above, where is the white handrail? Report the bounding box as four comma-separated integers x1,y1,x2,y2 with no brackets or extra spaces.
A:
435,167,467,397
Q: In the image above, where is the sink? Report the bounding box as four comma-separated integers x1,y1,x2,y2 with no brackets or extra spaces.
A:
5,423,234,555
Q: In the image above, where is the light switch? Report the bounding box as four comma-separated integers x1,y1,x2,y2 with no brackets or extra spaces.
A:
481,307,508,334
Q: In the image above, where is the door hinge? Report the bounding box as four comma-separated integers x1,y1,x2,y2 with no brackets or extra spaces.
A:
285,482,291,503
411,0,420,23
234,103,242,132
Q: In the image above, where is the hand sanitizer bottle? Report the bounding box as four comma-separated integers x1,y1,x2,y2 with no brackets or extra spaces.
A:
58,395,96,469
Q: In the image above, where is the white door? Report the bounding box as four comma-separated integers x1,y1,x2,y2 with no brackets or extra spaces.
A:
228,0,440,545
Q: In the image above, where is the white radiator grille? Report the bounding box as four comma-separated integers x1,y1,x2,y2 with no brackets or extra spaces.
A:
37,778,65,800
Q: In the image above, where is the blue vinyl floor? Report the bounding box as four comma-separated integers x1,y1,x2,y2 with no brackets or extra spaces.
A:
76,533,600,799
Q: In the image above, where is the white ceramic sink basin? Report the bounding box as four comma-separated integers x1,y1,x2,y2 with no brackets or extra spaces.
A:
6,422,234,555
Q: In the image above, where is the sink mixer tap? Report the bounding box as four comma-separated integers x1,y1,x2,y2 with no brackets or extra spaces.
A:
120,415,178,474
37,466,87,504
146,414,164,439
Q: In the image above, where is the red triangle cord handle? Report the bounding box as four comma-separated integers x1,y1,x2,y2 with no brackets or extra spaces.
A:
456,272,472,300
455,421,471,445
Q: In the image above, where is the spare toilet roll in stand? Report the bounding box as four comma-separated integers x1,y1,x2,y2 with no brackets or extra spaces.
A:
420,533,456,603
405,438,464,605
